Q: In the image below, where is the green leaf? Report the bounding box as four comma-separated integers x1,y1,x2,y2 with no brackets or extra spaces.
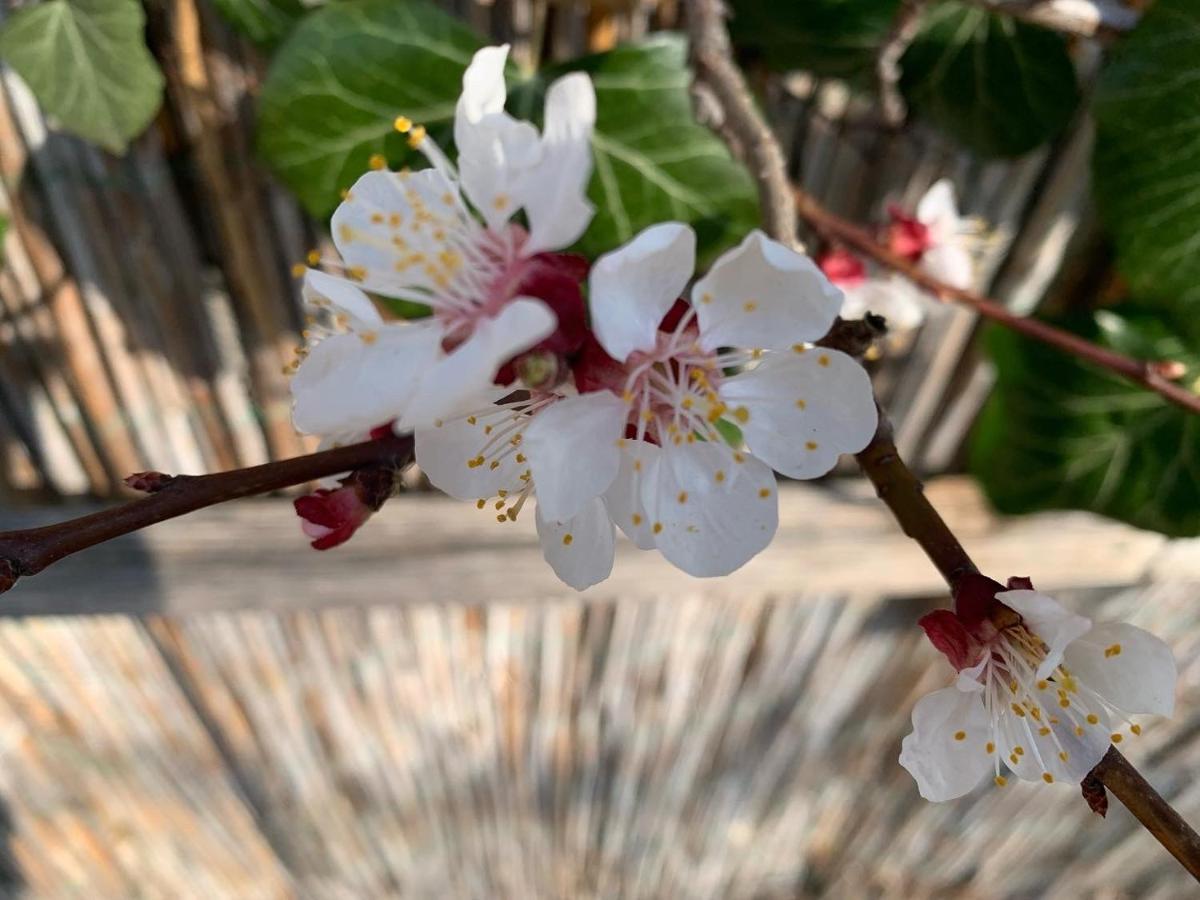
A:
529,35,759,261
1094,0,1200,312
970,309,1200,537
728,0,901,81
257,0,483,218
899,1,1079,157
211,0,314,47
0,0,164,154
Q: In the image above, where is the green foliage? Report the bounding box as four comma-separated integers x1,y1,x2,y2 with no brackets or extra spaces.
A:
0,0,164,154
257,0,481,218
524,36,758,261
1094,0,1200,313
971,310,1200,537
211,0,315,47
728,0,901,81
899,1,1079,157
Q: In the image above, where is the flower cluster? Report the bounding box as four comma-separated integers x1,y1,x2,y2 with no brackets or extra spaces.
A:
900,574,1176,801
286,44,879,590
818,180,977,334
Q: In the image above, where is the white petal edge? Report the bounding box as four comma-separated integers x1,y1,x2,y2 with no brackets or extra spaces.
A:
523,391,627,522
536,496,615,591
898,686,991,801
589,222,696,362
998,590,1093,680
692,230,842,352
302,269,383,327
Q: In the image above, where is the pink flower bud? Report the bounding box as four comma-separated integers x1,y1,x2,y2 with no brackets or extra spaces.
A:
294,486,374,551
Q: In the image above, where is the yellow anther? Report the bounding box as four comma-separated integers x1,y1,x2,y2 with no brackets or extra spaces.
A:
631,514,643,526
494,500,505,510
743,300,757,312
476,499,486,509
953,731,966,741
681,396,694,410
633,459,643,472
339,188,351,201
677,491,688,504
795,398,807,410
1013,745,1024,756
393,115,412,133
369,153,388,171
1036,680,1048,691
1111,733,1123,744
622,390,634,403
347,265,367,282
653,522,663,534
359,331,378,345
1086,714,1099,725
1011,704,1026,717
733,452,746,464
986,742,995,754
490,461,500,470
714,470,725,483
496,514,507,523
733,406,750,423
506,508,519,522
1009,680,1018,694
758,488,771,499
1059,751,1069,762
515,453,526,464
1104,643,1122,658
467,416,477,425
700,292,713,304
407,125,426,148
389,213,402,227
995,775,1007,787
1075,725,1085,737
306,249,322,266
818,354,831,367
291,262,307,278
1131,724,1142,735
562,534,574,546
441,192,455,205
492,193,509,211
1059,698,1070,708
1009,754,1019,765
1042,773,1054,784
371,212,384,224
1039,727,1050,736
792,343,807,353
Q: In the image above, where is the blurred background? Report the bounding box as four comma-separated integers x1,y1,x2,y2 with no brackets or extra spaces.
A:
0,0,1198,896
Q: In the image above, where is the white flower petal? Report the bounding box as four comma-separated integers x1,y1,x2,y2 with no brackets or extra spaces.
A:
291,322,443,436
921,243,973,290
589,223,696,362
692,230,841,351
522,72,596,254
400,298,556,430
916,178,960,237
302,269,384,326
523,391,627,522
414,390,526,501
839,276,927,330
998,590,1093,680
604,441,659,550
898,687,991,801
718,348,877,479
536,496,615,591
330,168,467,295
457,45,510,124
640,442,777,577
1063,622,1177,716
996,700,1109,786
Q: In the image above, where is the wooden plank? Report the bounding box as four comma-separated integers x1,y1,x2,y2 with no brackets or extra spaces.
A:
0,477,1177,616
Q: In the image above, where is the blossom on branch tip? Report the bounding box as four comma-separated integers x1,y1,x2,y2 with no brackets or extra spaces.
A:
817,247,926,332
288,44,595,441
886,179,976,290
900,573,1177,801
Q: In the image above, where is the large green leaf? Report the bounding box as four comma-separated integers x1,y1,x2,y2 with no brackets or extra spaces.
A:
899,1,1079,157
1094,0,1200,312
211,0,314,47
257,0,482,218
728,0,901,81
971,310,1200,537
531,35,758,261
0,0,164,154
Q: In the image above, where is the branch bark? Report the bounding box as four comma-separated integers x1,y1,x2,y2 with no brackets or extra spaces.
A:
793,186,1200,418
0,434,414,594
684,0,1200,879
685,0,799,248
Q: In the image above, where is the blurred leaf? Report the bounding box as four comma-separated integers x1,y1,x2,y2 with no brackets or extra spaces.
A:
257,0,482,218
528,35,759,261
728,0,901,81
971,310,1200,537
1094,0,1200,312
0,0,164,154
211,0,317,46
899,1,1078,157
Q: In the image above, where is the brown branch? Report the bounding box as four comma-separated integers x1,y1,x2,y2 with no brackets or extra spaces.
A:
687,3,1200,878
0,434,414,595
684,0,799,248
877,1,927,127
794,187,1200,418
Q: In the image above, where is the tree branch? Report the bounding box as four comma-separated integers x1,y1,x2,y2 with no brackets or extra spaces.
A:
684,0,799,249
793,186,1200,418
0,434,415,594
685,0,1200,878
877,1,927,127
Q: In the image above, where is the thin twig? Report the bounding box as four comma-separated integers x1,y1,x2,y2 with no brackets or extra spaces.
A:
877,1,927,127
793,186,1200,418
686,0,1200,877
684,0,799,248
0,434,415,595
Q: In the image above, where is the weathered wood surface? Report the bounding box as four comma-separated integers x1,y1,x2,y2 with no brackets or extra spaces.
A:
0,477,1187,615
0,582,1194,897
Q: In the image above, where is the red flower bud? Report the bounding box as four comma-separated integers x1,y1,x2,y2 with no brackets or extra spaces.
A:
294,485,374,551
